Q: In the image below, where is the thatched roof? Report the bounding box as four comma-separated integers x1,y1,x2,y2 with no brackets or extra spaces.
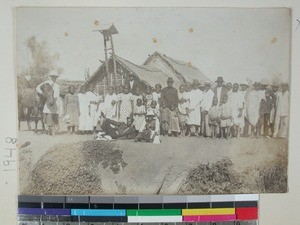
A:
144,52,211,84
83,52,211,90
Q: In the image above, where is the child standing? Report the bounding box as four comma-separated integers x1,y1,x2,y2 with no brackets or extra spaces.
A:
64,86,80,134
152,84,162,107
220,95,232,139
168,104,180,137
160,101,169,136
143,86,153,109
209,97,220,139
133,98,146,133
178,84,188,136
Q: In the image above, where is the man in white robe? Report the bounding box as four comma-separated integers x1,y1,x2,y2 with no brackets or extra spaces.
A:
77,86,88,133
85,85,101,133
201,82,214,137
246,82,263,137
187,79,203,136
104,86,118,120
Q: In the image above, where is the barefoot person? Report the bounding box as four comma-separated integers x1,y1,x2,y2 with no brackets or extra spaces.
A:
64,86,80,134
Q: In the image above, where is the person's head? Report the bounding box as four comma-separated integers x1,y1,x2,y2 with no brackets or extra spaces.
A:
222,95,228,104
146,115,155,123
161,101,167,108
240,83,249,91
199,82,206,91
88,84,94,92
282,83,289,92
136,98,142,106
192,79,200,90
124,84,130,94
155,84,162,93
179,84,185,93
254,82,260,91
272,84,279,93
265,89,271,98
150,100,157,109
185,83,191,92
69,85,76,94
108,86,114,95
126,116,134,126
135,87,141,96
116,85,123,94
145,86,152,94
80,86,86,94
170,104,176,111
129,74,135,81
216,76,224,87
212,97,218,106
232,83,239,92
167,77,174,88
49,74,59,82
204,82,211,91
260,79,269,90
226,82,232,91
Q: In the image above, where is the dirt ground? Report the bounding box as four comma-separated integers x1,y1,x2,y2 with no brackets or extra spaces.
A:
18,121,288,195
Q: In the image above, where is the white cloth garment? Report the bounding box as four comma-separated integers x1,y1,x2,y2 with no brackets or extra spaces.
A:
187,89,203,125
77,93,89,131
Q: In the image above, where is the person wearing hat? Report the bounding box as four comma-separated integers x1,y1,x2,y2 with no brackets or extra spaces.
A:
273,82,289,138
36,73,60,135
186,79,203,136
161,77,179,109
201,82,214,137
213,76,228,107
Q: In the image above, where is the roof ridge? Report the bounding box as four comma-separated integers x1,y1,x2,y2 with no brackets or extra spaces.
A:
116,55,158,72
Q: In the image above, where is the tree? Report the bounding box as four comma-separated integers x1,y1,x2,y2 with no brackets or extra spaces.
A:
18,36,64,88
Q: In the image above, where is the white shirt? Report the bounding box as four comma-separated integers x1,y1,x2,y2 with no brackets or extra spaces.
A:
129,80,134,89
189,89,203,109
77,93,88,114
36,80,60,113
104,93,117,109
36,80,60,98
152,92,161,103
277,91,289,116
202,89,214,112
216,87,222,106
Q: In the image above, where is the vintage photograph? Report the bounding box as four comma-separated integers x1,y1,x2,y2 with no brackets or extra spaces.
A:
17,7,290,195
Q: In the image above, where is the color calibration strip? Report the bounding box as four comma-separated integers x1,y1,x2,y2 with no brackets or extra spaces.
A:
18,194,258,224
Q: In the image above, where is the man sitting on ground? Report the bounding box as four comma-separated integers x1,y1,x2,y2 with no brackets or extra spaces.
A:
101,114,136,140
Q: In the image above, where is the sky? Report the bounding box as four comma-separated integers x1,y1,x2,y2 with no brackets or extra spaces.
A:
16,7,291,83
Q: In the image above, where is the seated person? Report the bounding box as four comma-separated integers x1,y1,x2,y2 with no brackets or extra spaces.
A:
134,112,159,143
101,114,136,140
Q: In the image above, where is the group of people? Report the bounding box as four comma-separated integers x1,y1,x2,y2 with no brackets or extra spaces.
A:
35,73,289,141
